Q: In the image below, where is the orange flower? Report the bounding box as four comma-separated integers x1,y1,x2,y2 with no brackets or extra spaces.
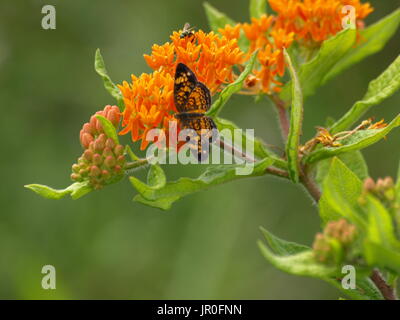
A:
269,0,373,43
120,28,244,149
144,29,244,93
118,70,175,150
242,14,295,93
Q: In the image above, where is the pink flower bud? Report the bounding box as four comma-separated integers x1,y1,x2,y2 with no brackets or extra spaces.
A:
93,153,103,166
81,133,94,149
105,138,115,149
103,147,113,158
72,164,80,173
101,170,111,180
71,173,81,181
83,149,94,161
104,155,116,168
117,155,125,166
89,165,101,177
114,145,124,156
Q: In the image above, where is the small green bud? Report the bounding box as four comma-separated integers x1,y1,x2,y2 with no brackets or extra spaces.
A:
116,155,125,166
72,164,80,173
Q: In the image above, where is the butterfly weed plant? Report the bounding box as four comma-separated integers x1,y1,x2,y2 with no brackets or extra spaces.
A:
25,0,400,300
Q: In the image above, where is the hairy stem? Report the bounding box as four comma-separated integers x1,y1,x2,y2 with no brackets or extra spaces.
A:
271,95,290,141
370,270,397,300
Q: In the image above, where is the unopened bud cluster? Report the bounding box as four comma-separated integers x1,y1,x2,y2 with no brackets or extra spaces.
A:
313,218,357,264
71,105,126,189
362,176,395,203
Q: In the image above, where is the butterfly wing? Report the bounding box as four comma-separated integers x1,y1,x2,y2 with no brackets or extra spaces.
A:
179,115,218,162
174,63,197,113
185,82,211,113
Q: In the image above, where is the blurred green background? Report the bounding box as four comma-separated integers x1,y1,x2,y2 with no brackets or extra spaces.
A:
0,0,399,299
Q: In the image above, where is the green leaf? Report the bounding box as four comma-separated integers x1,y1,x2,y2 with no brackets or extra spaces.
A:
363,195,400,250
315,151,368,186
260,226,309,256
280,29,356,101
25,181,92,200
207,50,258,117
249,0,266,19
257,241,338,278
147,165,166,189
284,49,303,182
305,114,400,164
319,157,365,226
330,54,400,133
95,115,119,144
324,9,400,83
364,241,400,274
258,225,382,299
94,49,124,108
130,157,274,210
203,2,235,32
326,277,383,300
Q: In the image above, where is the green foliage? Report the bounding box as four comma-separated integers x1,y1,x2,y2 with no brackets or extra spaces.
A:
207,50,258,117
330,54,400,133
305,114,400,164
131,158,274,210
24,182,92,200
203,2,235,31
249,0,267,19
324,9,400,83
319,157,364,225
94,49,124,108
281,29,356,101
284,49,303,182
315,151,368,186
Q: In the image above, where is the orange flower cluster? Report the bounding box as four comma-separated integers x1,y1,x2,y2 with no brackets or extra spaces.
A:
241,15,295,93
118,0,373,149
119,30,244,149
269,0,373,43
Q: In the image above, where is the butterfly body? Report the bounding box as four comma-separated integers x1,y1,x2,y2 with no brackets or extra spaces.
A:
173,63,217,161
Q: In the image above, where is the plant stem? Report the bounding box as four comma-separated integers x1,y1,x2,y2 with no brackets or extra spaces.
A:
271,95,290,141
300,169,321,202
370,269,397,300
125,159,149,170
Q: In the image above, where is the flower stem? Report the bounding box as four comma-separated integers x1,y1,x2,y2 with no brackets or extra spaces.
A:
370,269,397,300
270,95,290,141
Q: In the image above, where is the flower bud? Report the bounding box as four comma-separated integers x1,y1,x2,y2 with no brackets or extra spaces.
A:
101,170,111,180
103,147,113,158
93,153,103,166
114,145,124,156
116,155,125,166
81,132,94,149
94,134,106,152
71,173,81,181
363,177,375,192
89,165,101,178
83,149,94,161
104,155,116,168
72,164,80,173
105,138,115,149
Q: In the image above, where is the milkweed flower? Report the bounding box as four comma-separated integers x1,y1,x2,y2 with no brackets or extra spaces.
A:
242,14,295,93
72,105,126,190
269,0,373,43
119,29,245,149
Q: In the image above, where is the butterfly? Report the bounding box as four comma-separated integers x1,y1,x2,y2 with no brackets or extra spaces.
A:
173,63,218,161
180,23,195,40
